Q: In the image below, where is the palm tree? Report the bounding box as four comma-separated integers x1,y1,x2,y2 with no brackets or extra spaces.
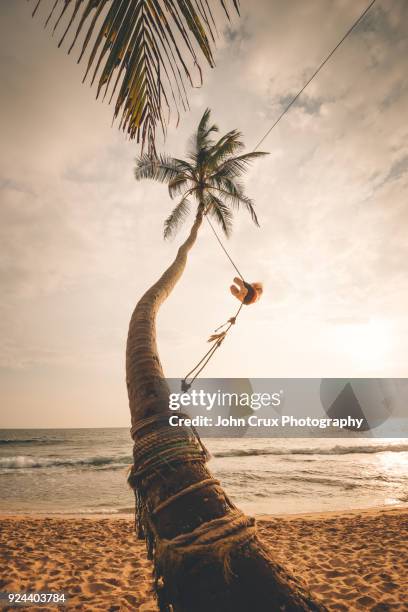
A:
31,0,240,155
127,109,325,611
136,107,262,239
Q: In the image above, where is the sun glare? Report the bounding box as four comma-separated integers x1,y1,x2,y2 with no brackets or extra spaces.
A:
333,318,394,370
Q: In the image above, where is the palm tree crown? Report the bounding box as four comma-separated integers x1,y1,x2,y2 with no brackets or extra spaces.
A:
135,108,268,238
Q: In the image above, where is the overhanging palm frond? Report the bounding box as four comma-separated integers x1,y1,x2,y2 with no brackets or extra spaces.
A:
164,194,192,239
31,1,240,155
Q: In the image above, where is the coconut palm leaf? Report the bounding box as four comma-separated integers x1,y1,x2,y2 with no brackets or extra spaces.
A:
210,184,259,225
31,0,240,155
168,175,190,198
212,151,268,179
205,192,233,236
134,154,183,182
207,129,244,166
194,107,219,152
164,194,193,239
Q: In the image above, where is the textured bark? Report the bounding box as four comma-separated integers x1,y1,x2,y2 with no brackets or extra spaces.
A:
126,209,204,425
126,210,326,612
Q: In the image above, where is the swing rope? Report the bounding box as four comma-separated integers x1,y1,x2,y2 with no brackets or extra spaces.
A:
253,0,377,151
181,215,248,391
205,216,245,281
181,0,378,391
182,302,243,392
181,214,249,392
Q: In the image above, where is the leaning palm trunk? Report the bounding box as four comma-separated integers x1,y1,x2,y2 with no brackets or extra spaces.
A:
127,208,204,422
126,210,325,612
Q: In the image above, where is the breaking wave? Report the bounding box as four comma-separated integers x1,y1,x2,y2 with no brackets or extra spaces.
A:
0,455,132,471
214,443,408,458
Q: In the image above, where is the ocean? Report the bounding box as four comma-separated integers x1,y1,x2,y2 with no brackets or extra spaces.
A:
0,429,407,516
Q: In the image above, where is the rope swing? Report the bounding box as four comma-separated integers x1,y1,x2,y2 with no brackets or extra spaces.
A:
181,0,378,391
181,216,250,392
182,301,244,392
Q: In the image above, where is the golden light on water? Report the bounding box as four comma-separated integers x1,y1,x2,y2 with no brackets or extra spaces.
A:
374,440,408,506
376,443,408,474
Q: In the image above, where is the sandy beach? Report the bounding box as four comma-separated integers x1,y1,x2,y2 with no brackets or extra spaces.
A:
0,506,407,611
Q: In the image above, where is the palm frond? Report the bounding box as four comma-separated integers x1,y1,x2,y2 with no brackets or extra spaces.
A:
212,151,269,180
210,185,259,226
205,192,233,237
135,153,188,183
207,129,244,167
209,175,244,197
193,107,219,155
171,158,195,175
168,174,190,198
163,194,192,239
31,1,239,155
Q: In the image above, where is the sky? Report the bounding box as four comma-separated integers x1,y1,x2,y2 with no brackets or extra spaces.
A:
1,0,407,427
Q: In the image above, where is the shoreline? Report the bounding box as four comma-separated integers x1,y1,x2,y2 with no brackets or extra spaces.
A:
1,506,407,610
0,502,407,521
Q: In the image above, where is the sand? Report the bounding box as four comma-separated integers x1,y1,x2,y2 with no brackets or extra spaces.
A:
0,506,407,611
